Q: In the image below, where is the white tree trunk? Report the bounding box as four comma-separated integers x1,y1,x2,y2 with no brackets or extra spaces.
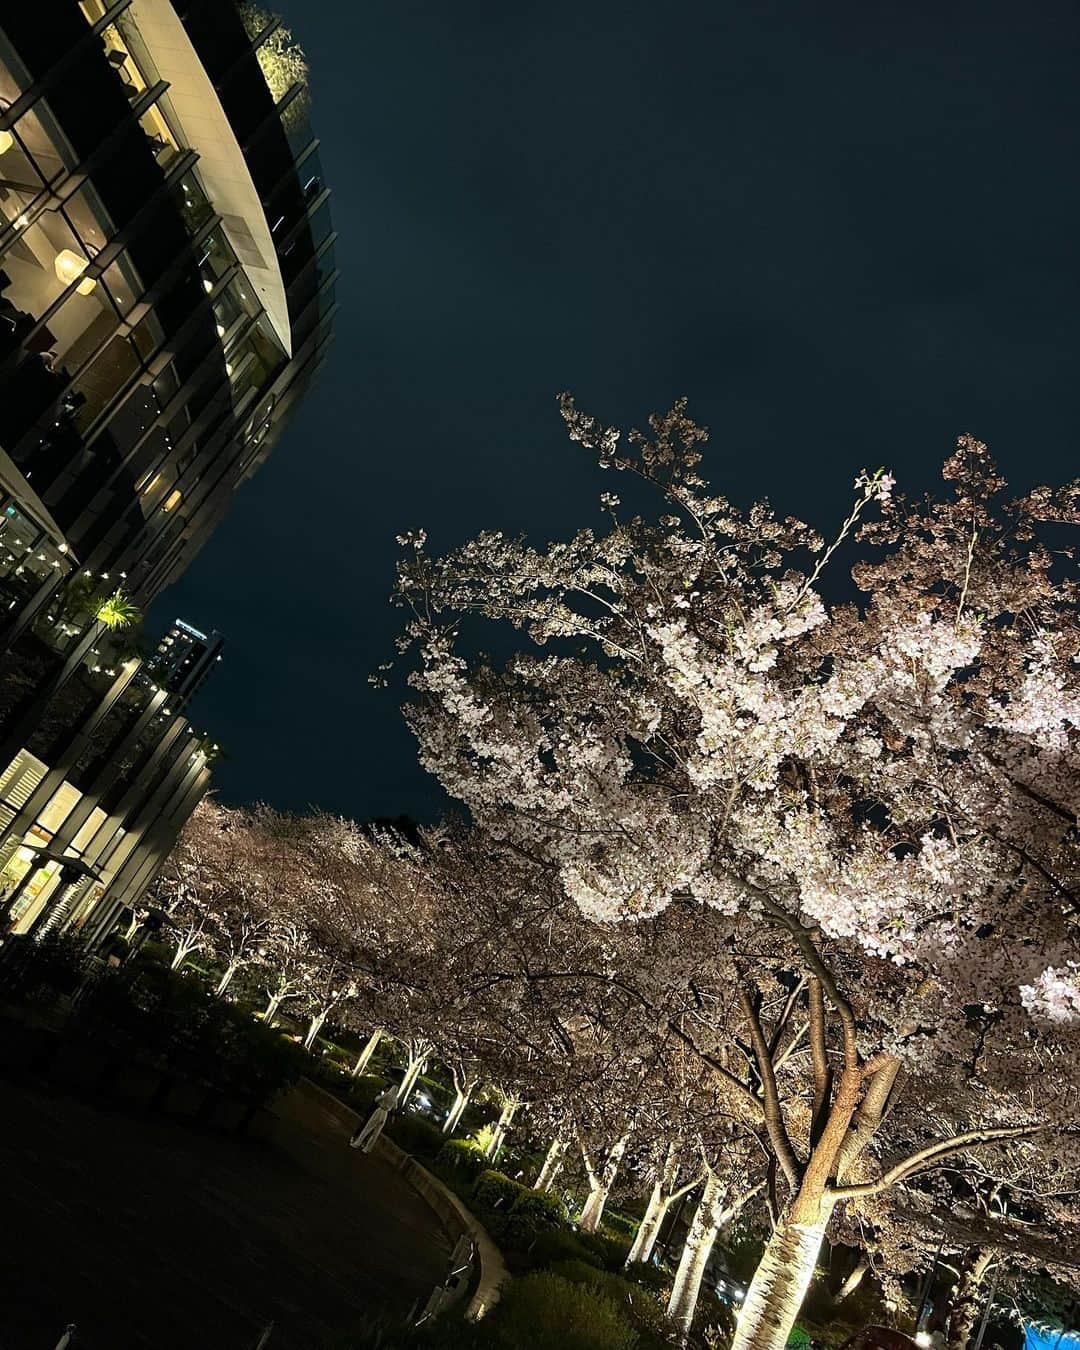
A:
730,1212,831,1350
215,962,240,997
535,1138,566,1192
579,1135,627,1234
666,1170,724,1336
303,1010,328,1051
484,1098,519,1160
263,992,284,1026
838,1256,869,1301
627,1181,670,1266
443,1085,473,1134
170,941,194,971
399,1054,427,1105
351,1027,383,1077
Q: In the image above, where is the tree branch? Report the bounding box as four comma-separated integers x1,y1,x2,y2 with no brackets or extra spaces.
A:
738,985,803,1189
829,1124,1048,1202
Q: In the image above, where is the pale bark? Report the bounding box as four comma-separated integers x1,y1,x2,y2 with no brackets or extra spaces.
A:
535,1138,567,1192
946,1249,994,1350
351,1027,383,1078
303,1010,328,1051
443,1085,473,1135
170,940,197,971
665,1175,763,1339
399,1053,427,1105
628,1181,671,1267
484,1097,520,1160
215,962,240,997
579,1134,627,1234
730,1207,832,1350
667,1170,725,1338
263,992,284,1025
628,1145,696,1267
837,1256,869,1301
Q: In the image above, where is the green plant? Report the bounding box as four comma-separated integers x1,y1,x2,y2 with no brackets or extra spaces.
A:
386,1111,445,1159
511,1186,568,1227
600,1211,637,1239
95,588,141,631
529,1227,594,1269
490,1272,639,1350
435,1139,490,1185
578,1230,635,1273
473,1169,522,1212
0,932,85,1002
546,1263,670,1346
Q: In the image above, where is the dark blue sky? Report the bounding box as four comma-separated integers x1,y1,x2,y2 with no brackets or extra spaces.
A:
170,0,1080,823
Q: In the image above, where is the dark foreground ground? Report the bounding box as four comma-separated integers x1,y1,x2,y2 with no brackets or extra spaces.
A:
0,1078,452,1350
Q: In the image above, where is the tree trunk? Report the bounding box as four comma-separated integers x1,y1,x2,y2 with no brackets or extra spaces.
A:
351,1027,383,1077
627,1181,670,1266
535,1138,566,1192
484,1098,519,1160
667,1170,725,1339
215,962,240,997
399,1054,427,1105
263,992,284,1026
303,1010,328,1051
837,1256,869,1302
946,1249,994,1350
170,943,192,971
730,1207,832,1350
443,1085,472,1135
579,1135,627,1234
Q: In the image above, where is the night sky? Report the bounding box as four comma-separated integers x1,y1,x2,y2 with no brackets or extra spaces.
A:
170,0,1080,824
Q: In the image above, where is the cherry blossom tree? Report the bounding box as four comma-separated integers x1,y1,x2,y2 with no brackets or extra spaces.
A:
155,797,241,972
389,397,1080,1350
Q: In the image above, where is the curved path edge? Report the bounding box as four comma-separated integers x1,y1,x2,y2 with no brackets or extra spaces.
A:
267,1076,506,1320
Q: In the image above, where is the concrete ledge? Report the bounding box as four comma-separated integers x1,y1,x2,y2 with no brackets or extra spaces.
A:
271,1078,506,1319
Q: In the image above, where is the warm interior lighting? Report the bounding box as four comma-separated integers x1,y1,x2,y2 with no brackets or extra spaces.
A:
54,248,97,295
163,489,183,513
0,129,14,156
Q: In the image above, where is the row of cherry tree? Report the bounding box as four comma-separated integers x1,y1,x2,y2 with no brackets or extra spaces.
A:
155,405,1079,1349
384,402,1080,1349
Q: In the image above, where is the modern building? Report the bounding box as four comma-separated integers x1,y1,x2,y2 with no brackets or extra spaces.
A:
149,618,224,706
0,0,334,943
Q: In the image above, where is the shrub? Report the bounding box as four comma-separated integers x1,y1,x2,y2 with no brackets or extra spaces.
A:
387,1112,445,1159
546,1261,669,1342
473,1169,522,1213
578,1230,635,1273
343,1074,390,1112
435,1139,490,1186
600,1211,637,1239
528,1227,594,1269
511,1187,568,1227
0,932,86,1002
490,1271,639,1350
72,963,307,1101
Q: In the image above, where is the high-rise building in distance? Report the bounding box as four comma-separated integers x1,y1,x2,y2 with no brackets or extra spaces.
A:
149,619,224,706
0,0,334,943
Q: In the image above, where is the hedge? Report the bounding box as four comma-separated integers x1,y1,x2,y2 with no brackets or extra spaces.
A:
435,1139,490,1185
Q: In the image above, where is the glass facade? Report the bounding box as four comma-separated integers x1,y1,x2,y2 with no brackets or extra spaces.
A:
0,0,334,945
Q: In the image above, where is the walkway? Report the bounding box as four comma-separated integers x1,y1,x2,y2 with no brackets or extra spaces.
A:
0,1078,452,1349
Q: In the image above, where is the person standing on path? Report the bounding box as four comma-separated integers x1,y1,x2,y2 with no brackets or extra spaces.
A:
350,1084,398,1153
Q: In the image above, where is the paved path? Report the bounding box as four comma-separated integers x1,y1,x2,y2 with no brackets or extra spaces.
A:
0,1079,452,1350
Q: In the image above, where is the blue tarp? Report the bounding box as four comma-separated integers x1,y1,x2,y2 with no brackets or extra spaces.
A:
1025,1324,1080,1350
